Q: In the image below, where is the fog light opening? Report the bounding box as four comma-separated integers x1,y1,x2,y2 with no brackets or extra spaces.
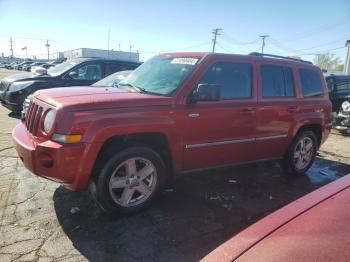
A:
38,152,54,168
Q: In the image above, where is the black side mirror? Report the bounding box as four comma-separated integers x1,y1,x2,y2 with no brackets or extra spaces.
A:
190,83,220,103
68,71,78,79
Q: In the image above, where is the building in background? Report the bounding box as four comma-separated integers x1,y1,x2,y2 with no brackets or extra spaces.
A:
344,40,350,75
62,48,139,61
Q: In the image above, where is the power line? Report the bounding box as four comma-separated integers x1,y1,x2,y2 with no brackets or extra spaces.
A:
269,37,301,54
301,46,346,56
221,33,259,45
216,42,235,53
280,18,350,42
212,28,222,53
274,36,350,54
159,42,210,53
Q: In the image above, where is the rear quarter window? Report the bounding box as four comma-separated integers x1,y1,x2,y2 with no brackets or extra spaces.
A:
299,69,324,97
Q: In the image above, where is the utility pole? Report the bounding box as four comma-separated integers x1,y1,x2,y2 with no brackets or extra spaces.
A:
129,43,132,59
212,28,222,53
45,40,50,60
107,28,110,58
9,37,14,57
260,35,269,54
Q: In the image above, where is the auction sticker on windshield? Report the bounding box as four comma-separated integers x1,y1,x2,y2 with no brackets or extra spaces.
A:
171,58,198,65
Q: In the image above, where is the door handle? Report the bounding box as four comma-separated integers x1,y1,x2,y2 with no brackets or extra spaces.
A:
188,113,200,118
239,107,255,115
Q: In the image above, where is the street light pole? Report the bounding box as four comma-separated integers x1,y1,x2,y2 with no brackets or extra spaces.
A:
45,40,50,60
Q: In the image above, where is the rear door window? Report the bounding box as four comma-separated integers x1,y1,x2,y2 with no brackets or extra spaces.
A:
71,63,102,80
261,65,295,97
106,63,139,76
299,69,324,97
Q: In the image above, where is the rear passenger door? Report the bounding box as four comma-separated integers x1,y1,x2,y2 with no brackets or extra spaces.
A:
255,63,297,159
182,60,258,170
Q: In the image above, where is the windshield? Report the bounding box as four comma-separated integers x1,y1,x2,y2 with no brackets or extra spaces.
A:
120,55,200,96
92,70,132,87
47,60,79,76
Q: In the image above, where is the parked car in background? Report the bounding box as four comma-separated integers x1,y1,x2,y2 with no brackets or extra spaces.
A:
15,60,33,70
0,57,141,112
326,75,350,134
40,63,56,70
23,62,46,72
21,70,133,117
91,70,132,87
202,174,350,262
6,62,19,70
12,52,331,216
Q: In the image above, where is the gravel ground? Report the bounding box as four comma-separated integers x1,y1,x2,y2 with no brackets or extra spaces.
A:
0,68,349,261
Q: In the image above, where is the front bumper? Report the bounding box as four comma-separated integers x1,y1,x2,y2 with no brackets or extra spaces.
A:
0,90,21,111
12,122,96,191
334,111,350,134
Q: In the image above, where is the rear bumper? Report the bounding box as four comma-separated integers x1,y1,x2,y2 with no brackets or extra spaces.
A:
12,122,98,191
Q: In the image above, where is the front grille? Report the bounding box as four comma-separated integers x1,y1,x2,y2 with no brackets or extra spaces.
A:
25,101,43,136
0,80,9,91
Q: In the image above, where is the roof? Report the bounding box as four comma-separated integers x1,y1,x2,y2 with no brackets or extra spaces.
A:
160,52,314,66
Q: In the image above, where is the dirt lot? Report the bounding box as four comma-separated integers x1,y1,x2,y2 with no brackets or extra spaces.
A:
0,68,350,261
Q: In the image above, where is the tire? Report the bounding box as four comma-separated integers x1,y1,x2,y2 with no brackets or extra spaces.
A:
283,130,318,175
94,146,166,216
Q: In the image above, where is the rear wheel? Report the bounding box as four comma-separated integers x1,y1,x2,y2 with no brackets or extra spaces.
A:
283,130,318,175
94,147,166,216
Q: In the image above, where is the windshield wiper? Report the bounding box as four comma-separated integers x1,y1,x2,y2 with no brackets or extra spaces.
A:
119,83,148,94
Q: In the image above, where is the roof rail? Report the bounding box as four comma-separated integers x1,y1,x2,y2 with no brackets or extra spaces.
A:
249,52,313,64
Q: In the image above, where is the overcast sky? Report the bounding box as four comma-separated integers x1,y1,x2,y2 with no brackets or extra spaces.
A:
0,0,349,62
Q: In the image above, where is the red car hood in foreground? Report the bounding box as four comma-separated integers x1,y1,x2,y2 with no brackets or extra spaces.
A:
202,174,350,262
34,87,172,110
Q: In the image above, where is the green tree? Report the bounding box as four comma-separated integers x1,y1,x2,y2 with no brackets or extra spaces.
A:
313,53,343,73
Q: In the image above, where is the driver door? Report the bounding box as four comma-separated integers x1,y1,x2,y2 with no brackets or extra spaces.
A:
182,60,258,171
65,62,103,86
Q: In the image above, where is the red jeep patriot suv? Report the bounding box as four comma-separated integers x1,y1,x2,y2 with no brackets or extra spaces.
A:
12,52,332,215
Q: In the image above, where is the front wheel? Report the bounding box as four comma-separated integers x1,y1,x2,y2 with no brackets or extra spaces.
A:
94,147,166,216
283,130,318,175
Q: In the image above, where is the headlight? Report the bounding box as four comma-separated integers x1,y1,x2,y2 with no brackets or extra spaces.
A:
43,109,56,133
9,81,34,92
341,101,350,113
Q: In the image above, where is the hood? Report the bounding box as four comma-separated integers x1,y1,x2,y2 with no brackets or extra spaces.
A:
35,86,173,110
3,71,51,83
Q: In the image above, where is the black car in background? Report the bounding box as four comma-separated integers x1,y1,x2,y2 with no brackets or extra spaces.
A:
326,75,350,134
327,75,350,112
22,62,46,72
15,61,34,70
0,58,141,112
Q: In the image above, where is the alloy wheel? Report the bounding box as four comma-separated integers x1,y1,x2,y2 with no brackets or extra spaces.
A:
293,137,314,171
108,157,157,207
